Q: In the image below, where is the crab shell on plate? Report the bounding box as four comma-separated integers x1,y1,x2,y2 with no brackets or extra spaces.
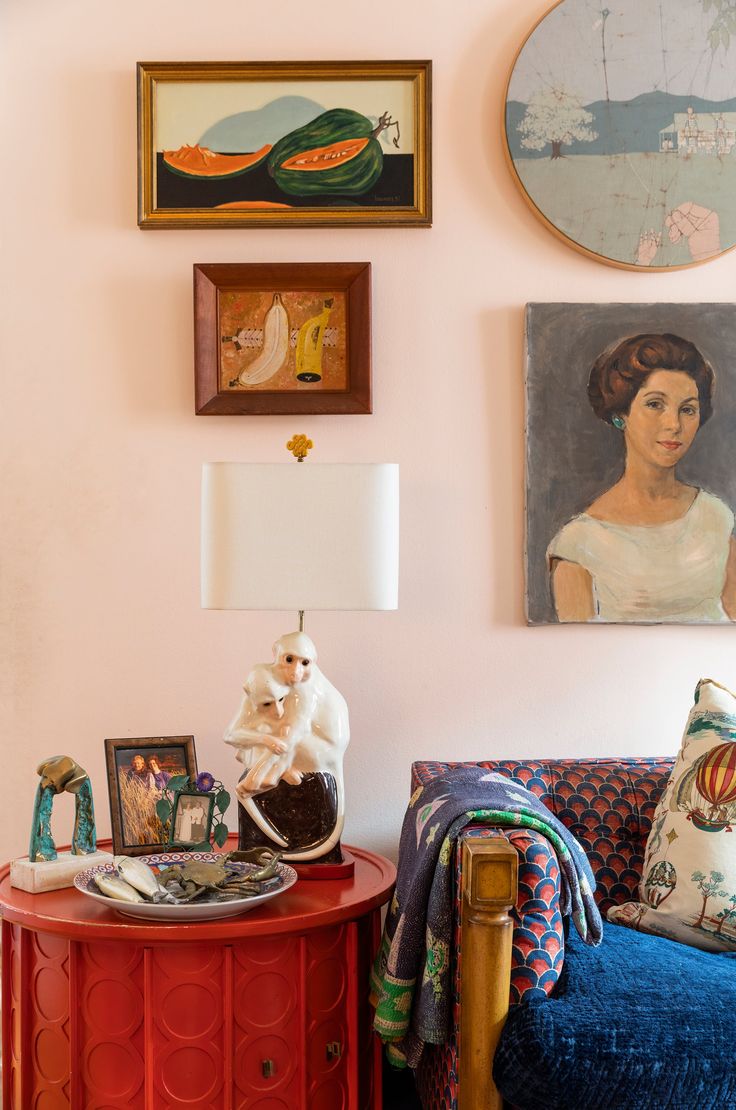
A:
74,852,298,922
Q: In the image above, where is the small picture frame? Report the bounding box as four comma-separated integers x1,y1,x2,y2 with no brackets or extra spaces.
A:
169,790,215,849
104,736,197,856
194,262,371,415
137,60,431,228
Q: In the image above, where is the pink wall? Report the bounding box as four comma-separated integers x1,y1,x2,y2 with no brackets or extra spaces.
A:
3,0,735,864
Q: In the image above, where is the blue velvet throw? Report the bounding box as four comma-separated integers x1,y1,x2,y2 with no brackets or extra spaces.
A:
370,767,602,1066
494,921,736,1109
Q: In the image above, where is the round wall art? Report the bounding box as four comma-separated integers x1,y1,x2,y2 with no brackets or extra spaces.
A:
505,0,736,270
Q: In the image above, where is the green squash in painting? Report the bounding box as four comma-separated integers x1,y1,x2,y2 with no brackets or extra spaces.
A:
268,108,396,197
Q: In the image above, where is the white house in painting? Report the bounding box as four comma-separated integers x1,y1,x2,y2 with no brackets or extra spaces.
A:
659,107,736,155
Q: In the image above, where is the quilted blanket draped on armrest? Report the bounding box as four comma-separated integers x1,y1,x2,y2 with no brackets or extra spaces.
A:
369,766,602,1067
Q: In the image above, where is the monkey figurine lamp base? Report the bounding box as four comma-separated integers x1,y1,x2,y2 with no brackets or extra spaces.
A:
224,630,350,866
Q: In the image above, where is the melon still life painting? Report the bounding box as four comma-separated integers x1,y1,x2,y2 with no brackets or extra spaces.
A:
525,304,736,625
505,0,736,269
194,263,371,415
137,61,431,227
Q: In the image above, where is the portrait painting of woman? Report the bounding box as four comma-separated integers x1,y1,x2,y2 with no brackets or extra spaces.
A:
525,304,736,624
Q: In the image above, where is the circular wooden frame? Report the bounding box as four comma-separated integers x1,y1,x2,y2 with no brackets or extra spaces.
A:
503,0,736,271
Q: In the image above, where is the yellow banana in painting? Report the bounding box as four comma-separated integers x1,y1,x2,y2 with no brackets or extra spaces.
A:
295,298,334,382
238,293,289,386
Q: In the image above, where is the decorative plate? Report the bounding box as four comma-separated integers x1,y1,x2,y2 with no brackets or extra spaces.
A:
505,0,736,270
74,851,297,921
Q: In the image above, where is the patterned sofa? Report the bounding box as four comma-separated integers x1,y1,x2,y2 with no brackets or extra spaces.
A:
409,756,675,1110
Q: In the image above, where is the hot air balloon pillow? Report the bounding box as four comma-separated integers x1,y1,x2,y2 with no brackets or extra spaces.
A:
608,678,736,952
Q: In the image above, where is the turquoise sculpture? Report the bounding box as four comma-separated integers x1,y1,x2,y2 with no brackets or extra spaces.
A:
29,755,97,862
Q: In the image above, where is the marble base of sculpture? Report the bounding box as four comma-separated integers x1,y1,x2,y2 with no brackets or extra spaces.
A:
10,850,114,893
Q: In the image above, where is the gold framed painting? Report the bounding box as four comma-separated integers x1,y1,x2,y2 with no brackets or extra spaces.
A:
194,262,371,415
138,60,432,228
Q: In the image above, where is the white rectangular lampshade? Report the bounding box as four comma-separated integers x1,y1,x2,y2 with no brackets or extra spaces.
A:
201,462,399,611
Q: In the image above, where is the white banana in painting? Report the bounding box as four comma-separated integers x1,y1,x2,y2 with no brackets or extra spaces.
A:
295,298,334,382
238,293,289,385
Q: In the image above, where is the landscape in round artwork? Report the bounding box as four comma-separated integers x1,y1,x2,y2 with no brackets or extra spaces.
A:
505,0,736,269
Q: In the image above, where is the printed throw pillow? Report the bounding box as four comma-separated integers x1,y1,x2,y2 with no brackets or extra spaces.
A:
608,678,736,953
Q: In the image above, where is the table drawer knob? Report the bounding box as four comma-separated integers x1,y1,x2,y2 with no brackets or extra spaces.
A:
262,1059,276,1078
326,1041,342,1061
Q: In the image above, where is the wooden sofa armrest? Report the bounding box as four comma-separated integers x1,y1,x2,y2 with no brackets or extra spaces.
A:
458,836,518,1110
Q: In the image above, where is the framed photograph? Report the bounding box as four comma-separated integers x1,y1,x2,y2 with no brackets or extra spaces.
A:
138,60,431,228
104,736,197,855
194,262,371,415
525,303,736,625
168,791,215,849
505,0,736,270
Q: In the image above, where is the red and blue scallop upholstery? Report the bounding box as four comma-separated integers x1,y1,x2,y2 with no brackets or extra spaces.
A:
411,757,674,1110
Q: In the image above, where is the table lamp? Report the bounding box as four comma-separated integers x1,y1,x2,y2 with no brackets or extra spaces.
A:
201,436,399,869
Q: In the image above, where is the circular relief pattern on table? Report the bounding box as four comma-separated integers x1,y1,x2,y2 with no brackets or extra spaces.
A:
84,979,142,1038
35,1092,71,1110
240,1034,295,1090
86,1042,143,1099
505,0,736,270
33,966,68,1023
159,982,220,1039
34,1028,69,1084
310,1079,347,1110
239,935,298,967
244,973,297,1027
152,944,221,977
307,957,346,1014
9,1014,19,1071
308,925,344,956
159,1045,217,1102
10,947,21,1002
86,942,141,974
33,932,68,961
309,1019,346,1075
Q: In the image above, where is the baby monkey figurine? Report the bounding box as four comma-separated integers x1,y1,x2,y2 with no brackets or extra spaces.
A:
232,664,317,797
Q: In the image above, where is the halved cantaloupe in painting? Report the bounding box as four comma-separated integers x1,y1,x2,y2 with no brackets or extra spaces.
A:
278,136,370,172
162,143,272,179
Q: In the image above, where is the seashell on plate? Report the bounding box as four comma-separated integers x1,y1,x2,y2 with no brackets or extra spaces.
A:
94,873,144,903
114,855,169,901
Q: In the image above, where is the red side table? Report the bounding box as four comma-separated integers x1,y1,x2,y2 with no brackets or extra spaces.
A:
0,840,395,1109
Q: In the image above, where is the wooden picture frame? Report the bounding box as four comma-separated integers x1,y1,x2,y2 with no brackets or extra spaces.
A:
104,735,198,856
194,262,371,415
505,0,736,270
137,60,432,228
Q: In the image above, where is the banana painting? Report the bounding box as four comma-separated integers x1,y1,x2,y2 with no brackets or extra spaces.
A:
238,293,289,385
295,298,334,382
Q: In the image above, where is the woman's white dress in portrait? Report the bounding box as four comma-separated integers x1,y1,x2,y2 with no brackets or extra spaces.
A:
547,490,734,622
